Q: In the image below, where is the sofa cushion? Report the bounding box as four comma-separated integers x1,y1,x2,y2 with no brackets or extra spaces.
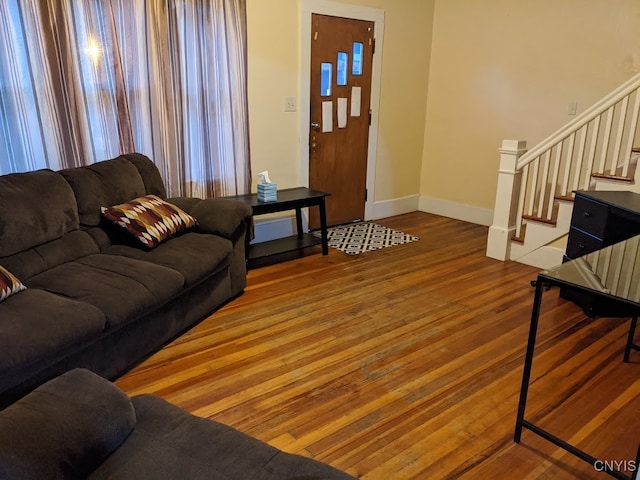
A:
0,230,101,282
104,232,232,286
59,157,148,227
101,195,198,248
25,255,185,330
0,265,26,302
0,169,79,257
0,369,135,480
89,394,355,480
0,290,106,394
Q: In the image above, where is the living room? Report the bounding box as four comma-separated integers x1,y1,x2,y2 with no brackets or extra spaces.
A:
0,1,638,479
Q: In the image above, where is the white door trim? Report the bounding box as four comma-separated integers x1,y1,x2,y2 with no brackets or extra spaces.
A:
299,0,384,222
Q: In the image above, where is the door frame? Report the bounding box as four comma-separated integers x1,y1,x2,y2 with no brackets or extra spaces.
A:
299,0,384,222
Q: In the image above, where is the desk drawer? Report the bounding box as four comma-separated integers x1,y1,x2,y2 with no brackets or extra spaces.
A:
571,196,609,238
566,228,604,258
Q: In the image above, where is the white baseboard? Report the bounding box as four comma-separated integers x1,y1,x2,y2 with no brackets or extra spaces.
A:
252,195,421,242
419,196,493,226
252,194,493,242
370,195,420,220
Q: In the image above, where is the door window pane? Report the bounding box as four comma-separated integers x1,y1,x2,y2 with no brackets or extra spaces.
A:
337,52,348,86
352,42,363,75
321,62,332,96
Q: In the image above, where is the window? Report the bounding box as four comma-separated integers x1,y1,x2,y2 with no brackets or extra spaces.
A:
352,42,363,76
337,52,348,86
321,62,332,96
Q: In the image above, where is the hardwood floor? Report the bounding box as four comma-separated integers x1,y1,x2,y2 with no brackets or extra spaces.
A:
116,212,639,479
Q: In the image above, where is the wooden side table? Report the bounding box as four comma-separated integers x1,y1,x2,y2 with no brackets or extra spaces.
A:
225,187,330,267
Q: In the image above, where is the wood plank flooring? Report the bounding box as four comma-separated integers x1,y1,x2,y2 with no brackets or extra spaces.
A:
116,212,639,479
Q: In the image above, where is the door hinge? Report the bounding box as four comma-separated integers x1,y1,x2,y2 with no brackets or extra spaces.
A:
369,110,372,126
372,38,376,54
365,188,368,201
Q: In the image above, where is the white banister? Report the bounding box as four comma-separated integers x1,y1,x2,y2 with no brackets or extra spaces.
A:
611,96,628,174
571,126,587,193
486,140,527,261
488,73,640,266
622,91,640,177
561,134,574,198
597,106,614,174
583,117,599,189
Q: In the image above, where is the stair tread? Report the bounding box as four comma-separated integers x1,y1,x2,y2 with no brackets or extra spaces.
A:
591,171,634,182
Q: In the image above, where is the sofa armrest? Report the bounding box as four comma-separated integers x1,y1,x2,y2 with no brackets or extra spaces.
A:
168,197,253,241
0,369,136,480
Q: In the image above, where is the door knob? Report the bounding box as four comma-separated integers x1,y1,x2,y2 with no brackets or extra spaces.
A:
311,122,320,131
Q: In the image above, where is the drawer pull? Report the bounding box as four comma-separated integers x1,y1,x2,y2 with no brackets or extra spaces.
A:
583,211,591,218
579,243,585,250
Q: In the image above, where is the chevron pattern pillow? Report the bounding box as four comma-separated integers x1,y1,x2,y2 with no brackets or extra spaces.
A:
0,265,26,302
101,195,198,248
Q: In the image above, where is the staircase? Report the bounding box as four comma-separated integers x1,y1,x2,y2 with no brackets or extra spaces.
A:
487,72,640,268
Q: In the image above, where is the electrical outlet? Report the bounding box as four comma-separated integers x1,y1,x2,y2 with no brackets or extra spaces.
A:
285,97,297,112
568,102,578,116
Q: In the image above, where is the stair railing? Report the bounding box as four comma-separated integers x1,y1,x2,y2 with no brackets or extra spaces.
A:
487,72,640,262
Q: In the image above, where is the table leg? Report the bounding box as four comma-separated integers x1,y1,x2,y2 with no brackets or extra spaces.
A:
319,198,329,255
624,314,638,363
514,276,546,443
295,206,303,239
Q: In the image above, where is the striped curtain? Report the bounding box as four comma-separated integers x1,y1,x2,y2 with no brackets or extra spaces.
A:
0,0,251,198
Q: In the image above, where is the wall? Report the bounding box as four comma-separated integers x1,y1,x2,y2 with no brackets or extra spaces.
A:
421,0,640,225
246,0,434,210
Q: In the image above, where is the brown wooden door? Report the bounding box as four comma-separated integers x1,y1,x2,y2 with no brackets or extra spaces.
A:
309,14,374,229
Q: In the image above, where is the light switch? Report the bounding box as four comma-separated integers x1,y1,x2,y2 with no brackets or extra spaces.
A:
285,97,297,112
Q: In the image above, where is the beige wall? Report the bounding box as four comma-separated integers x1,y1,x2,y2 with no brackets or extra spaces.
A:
422,0,640,214
246,1,301,190
246,0,434,203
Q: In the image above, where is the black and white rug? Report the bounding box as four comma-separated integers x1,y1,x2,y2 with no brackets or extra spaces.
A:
314,222,419,255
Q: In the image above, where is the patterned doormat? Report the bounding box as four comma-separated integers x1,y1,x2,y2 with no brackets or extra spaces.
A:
314,222,419,255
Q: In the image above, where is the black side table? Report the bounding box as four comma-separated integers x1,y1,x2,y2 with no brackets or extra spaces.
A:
226,187,330,267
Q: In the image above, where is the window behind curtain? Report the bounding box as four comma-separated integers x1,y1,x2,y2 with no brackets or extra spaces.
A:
0,0,251,198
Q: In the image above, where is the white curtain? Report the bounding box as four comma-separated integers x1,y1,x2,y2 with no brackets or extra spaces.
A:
0,0,251,197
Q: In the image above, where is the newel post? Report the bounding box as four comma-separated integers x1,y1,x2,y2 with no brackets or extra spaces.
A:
486,139,527,261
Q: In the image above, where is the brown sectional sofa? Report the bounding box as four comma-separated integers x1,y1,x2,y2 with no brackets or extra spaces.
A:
0,153,252,407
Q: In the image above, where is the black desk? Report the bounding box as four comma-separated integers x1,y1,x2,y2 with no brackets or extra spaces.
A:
515,237,640,479
226,187,330,267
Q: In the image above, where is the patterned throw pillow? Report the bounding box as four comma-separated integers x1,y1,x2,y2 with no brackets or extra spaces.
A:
101,195,198,248
0,265,26,302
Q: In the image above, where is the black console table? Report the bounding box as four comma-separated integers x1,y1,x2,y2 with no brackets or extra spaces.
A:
226,187,330,267
516,237,640,480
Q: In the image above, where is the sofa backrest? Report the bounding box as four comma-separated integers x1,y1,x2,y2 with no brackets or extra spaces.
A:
0,169,79,258
59,153,167,228
0,169,103,281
